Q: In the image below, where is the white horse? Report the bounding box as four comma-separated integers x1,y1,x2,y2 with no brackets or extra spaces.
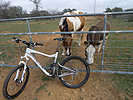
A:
59,11,85,56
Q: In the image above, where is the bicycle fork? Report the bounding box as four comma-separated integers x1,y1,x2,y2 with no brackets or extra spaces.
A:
14,56,29,83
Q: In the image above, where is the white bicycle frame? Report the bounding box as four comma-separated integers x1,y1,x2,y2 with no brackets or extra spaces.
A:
14,47,75,82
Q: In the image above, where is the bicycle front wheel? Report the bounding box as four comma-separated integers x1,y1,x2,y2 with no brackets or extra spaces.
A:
58,56,90,88
3,64,29,99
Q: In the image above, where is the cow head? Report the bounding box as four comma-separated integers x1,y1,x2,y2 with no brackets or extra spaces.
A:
84,41,96,64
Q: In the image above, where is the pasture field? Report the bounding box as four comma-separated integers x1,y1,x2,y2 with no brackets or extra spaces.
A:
0,16,133,100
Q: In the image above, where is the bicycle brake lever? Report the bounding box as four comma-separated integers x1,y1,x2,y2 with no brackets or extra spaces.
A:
15,39,20,43
13,37,21,43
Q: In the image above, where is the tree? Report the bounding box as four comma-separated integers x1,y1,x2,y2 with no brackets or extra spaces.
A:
105,7,123,13
63,8,77,13
47,9,63,15
9,6,23,18
125,8,133,22
105,7,112,12
30,0,42,16
125,8,133,11
0,1,11,18
105,7,123,18
39,10,50,16
112,7,123,12
0,0,28,19
112,7,123,18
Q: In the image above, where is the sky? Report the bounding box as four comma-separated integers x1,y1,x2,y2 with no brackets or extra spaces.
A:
2,0,133,13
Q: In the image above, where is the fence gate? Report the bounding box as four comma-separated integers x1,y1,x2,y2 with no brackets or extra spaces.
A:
0,11,133,74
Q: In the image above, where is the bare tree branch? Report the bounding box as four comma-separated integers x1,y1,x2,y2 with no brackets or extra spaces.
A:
30,0,41,11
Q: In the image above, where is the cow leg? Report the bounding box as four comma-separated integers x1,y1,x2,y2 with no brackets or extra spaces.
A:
62,47,66,55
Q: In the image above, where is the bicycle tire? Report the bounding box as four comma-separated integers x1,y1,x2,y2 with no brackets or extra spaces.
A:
58,56,90,88
3,64,29,99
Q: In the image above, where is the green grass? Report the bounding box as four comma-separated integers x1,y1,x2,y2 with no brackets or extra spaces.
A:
113,74,133,99
0,19,60,33
0,21,28,33
35,83,48,93
41,75,53,81
108,18,133,30
35,83,52,96
104,33,132,71
33,98,38,100
48,92,51,96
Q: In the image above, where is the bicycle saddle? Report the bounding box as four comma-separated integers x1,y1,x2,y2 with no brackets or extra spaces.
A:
53,37,66,41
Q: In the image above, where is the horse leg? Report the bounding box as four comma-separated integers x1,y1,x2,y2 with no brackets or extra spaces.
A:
98,41,102,52
77,33,83,46
62,47,66,55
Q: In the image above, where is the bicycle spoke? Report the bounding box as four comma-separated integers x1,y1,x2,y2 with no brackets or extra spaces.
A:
3,64,29,99
59,56,90,88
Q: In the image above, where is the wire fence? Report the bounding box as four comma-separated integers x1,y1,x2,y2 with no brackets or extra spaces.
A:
0,11,133,74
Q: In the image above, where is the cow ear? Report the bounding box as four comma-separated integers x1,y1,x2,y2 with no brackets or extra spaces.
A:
84,41,88,46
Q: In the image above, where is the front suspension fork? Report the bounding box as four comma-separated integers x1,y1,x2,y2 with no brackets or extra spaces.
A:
14,56,29,83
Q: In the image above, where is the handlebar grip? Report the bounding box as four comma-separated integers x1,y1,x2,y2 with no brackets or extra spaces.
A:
36,43,43,46
13,37,21,43
13,37,17,39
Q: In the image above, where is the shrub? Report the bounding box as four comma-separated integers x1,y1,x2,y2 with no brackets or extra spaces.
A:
128,15,133,22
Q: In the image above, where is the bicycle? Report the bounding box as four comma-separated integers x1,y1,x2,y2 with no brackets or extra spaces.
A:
3,37,90,99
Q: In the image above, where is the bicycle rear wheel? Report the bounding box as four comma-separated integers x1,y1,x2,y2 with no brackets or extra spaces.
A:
58,56,90,88
3,64,29,99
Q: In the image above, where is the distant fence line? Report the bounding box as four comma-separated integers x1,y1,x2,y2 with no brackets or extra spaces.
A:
0,11,133,74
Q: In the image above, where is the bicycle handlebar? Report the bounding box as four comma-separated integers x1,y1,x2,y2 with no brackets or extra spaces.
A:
13,37,43,47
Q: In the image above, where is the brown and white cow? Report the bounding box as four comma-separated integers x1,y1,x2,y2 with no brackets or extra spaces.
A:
59,11,85,56
84,20,110,64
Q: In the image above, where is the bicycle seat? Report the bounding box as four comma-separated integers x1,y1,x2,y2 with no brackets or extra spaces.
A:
53,37,66,41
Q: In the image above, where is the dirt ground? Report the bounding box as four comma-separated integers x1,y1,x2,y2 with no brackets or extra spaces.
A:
0,66,125,100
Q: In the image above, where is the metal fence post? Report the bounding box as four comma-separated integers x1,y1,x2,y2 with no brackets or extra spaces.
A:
101,14,107,70
26,19,33,42
26,19,37,67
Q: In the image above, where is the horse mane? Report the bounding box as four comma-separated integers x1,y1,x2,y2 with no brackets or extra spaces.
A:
62,18,69,31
